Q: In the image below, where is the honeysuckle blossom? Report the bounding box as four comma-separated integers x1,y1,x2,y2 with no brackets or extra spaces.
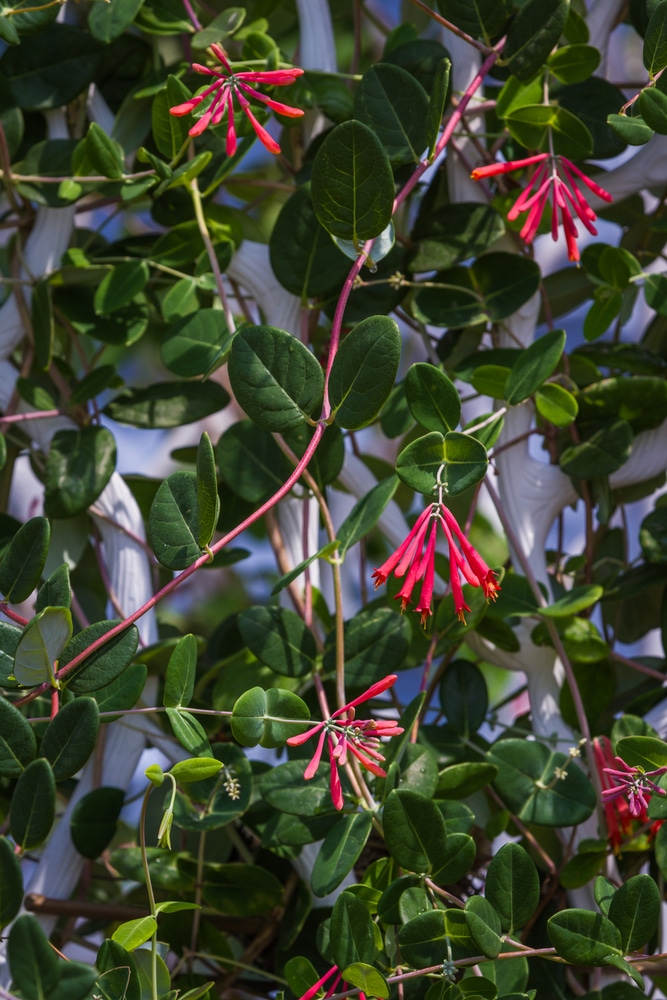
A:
286,675,403,810
169,43,304,154
593,737,666,850
471,153,613,262
372,501,499,626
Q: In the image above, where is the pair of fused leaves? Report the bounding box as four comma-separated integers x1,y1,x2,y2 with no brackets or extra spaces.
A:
149,432,219,570
228,317,401,433
610,4,667,146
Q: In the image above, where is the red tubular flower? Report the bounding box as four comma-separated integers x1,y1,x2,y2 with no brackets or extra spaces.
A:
286,675,404,810
593,737,666,851
373,502,499,625
471,153,612,262
169,42,304,153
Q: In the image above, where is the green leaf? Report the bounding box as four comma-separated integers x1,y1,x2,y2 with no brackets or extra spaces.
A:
0,696,37,776
496,74,544,119
615,735,667,770
607,112,654,146
161,310,230,378
342,964,389,1000
426,58,451,155
505,103,593,159
40,696,99,779
14,606,72,687
89,0,145,41
94,261,149,315
504,0,570,81
488,738,596,826
437,761,498,798
485,843,540,935
269,184,350,299
200,863,283,917
0,836,22,930
112,916,158,951
638,85,667,133
70,786,125,859
2,24,102,109
44,427,116,518
231,686,310,748
396,430,488,497
61,619,139,694
414,253,541,328
170,757,223,781
96,939,141,1000
0,516,50,604
86,122,124,178
0,14,20,44
271,540,340,596
337,476,398,557
228,325,324,432
330,891,377,969
405,363,461,433
166,707,211,756
383,788,448,874
644,1,667,75
608,874,660,952
535,382,579,426
238,606,317,678
548,44,600,83
548,909,622,964
398,910,447,967
105,381,229,428
354,63,429,165
323,607,411,686
505,330,566,405
152,75,191,158
560,420,633,479
149,472,201,570
410,203,505,273
440,660,488,736
435,0,512,42
163,633,197,708
7,915,61,999
196,432,219,549
540,584,604,618
312,812,373,897
328,315,401,429
32,280,54,370
640,508,667,563
93,661,147,719
11,758,56,849
311,120,395,244
261,760,333,816
217,419,287,504
465,896,503,959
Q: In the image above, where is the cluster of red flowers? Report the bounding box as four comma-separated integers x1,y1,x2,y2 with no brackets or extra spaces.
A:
471,153,613,262
372,502,499,626
593,737,666,851
287,675,403,811
169,43,303,154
